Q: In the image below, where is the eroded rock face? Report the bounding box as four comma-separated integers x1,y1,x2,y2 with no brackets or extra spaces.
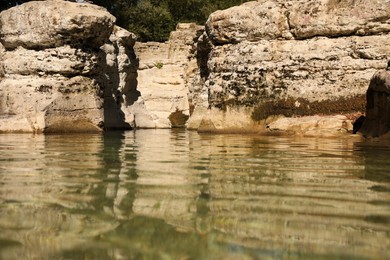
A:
131,23,203,128
190,0,390,134
0,0,118,133
99,25,138,130
0,0,115,50
360,70,390,137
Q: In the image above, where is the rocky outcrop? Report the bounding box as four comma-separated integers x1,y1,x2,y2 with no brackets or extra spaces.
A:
131,23,203,128
189,0,390,135
0,0,137,133
359,70,390,138
0,0,114,50
99,26,138,130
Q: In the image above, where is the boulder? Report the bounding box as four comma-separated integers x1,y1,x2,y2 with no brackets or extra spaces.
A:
288,0,390,39
0,0,116,50
205,0,292,44
205,0,390,44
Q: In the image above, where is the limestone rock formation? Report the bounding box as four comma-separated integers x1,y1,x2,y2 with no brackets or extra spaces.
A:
266,115,352,137
0,0,114,50
131,23,203,128
0,0,118,133
99,25,138,130
189,0,390,134
360,70,390,138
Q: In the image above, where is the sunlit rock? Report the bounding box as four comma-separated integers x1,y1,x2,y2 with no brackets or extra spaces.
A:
189,0,390,134
0,0,132,133
131,23,203,128
0,0,115,50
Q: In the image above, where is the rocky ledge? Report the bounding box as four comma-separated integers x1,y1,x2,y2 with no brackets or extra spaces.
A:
187,0,390,136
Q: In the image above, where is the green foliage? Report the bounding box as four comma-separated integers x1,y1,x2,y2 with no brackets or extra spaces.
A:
0,0,251,42
154,61,164,69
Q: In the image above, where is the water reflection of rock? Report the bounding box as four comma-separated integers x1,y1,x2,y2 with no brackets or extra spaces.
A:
1,132,390,259
0,134,119,259
127,133,390,258
131,130,203,232
201,136,390,258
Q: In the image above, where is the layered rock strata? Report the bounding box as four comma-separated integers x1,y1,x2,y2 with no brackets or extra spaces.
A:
99,26,138,130
132,23,203,128
0,0,117,133
188,0,390,135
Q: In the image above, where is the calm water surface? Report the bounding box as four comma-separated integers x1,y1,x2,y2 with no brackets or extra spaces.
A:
0,130,389,259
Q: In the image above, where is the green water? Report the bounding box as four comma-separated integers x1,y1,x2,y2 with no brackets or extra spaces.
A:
0,130,389,259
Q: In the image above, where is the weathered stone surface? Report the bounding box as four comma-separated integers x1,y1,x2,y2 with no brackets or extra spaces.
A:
360,70,390,137
130,23,203,128
0,75,103,133
206,0,292,44
0,0,116,50
288,0,390,39
2,46,98,76
206,0,390,44
99,25,138,130
0,0,119,133
189,0,390,134
266,115,352,137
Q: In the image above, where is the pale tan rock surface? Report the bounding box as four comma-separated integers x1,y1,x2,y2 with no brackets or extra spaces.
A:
0,0,115,50
131,23,203,128
267,115,352,137
189,0,390,134
0,0,117,133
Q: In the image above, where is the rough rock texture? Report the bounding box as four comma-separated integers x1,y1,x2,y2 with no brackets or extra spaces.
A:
360,70,390,138
99,25,138,130
0,0,118,133
0,0,115,50
189,0,390,134
267,115,352,137
131,23,203,128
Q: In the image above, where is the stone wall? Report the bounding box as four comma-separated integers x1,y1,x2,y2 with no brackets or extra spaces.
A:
188,0,390,135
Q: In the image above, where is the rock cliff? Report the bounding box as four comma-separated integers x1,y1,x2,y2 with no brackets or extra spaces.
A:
188,0,390,135
0,0,116,132
130,23,203,128
0,0,139,133
2,0,389,134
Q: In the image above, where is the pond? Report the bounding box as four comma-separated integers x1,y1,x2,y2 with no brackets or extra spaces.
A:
0,130,389,259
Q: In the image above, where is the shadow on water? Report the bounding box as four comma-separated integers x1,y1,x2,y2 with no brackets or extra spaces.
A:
0,131,390,259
